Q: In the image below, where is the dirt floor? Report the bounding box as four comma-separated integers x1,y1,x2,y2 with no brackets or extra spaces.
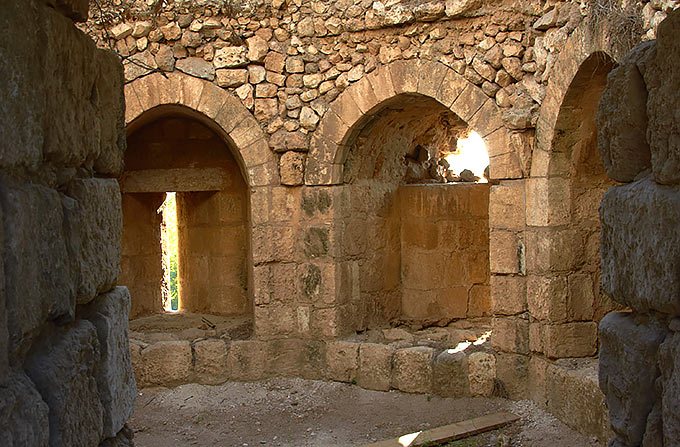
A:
129,378,600,447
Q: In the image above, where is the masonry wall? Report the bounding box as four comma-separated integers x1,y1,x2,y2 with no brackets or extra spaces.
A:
598,9,680,446
399,184,490,322
0,0,136,445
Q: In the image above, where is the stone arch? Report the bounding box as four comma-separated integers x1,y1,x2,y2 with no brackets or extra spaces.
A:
124,72,279,187
305,60,519,185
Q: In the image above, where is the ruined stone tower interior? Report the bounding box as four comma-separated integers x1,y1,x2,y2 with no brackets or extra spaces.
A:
1,0,679,446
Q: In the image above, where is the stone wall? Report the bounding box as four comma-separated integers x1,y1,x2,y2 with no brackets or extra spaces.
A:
0,0,135,445
399,184,490,322
79,0,679,444
598,9,680,446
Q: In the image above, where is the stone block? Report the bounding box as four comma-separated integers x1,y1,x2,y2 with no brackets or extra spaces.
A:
525,228,580,274
326,341,359,382
489,181,525,230
544,322,597,359
527,274,567,322
358,343,394,391
268,339,325,380
468,284,491,317
25,320,104,447
66,178,122,304
226,340,270,381
80,287,136,439
254,304,298,338
494,352,528,399
280,151,306,186
600,178,680,315
0,182,76,355
0,371,49,446
433,350,469,397
140,341,192,386
525,177,570,227
546,359,613,444
489,230,521,274
392,346,434,393
491,316,529,354
194,339,229,385
468,352,496,397
599,312,667,446
597,41,652,182
647,11,680,184
490,275,526,315
659,330,680,445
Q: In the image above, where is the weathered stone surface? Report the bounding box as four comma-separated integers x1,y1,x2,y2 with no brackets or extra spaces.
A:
81,287,136,438
646,10,680,184
659,329,680,444
433,350,469,397
392,346,434,393
600,177,680,315
176,57,215,80
140,341,192,386
0,371,49,446
599,312,667,446
358,343,393,391
0,182,76,354
468,352,495,397
216,68,248,87
280,151,306,186
25,320,104,447
226,340,270,381
544,322,597,359
194,339,228,384
246,35,268,62
597,41,652,182
325,341,359,382
445,0,482,17
66,178,122,304
123,49,157,82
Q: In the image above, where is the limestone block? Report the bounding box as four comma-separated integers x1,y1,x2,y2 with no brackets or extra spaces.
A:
494,352,527,399
280,151,306,186
25,320,104,447
647,11,680,184
93,49,126,176
527,274,567,321
600,178,680,315
66,178,122,304
489,181,525,230
597,41,653,182
226,340,270,381
392,347,434,393
468,352,496,397
246,35,268,62
176,57,216,80
0,182,76,355
81,287,136,438
140,341,192,386
490,275,526,315
216,68,248,87
194,339,229,385
525,177,570,227
358,343,394,391
433,350,469,397
599,312,667,446
491,316,529,354
659,330,680,445
445,0,482,17
326,340,359,382
0,371,49,446
267,339,325,380
546,360,614,444
489,231,521,274
544,322,597,358
0,0,44,169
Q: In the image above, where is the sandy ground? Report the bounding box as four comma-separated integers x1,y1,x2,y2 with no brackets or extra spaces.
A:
129,378,599,447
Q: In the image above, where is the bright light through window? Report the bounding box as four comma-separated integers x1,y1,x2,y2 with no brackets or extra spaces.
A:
444,131,490,182
160,192,180,312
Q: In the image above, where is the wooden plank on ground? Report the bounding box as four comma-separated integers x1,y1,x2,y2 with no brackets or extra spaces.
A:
361,411,520,447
